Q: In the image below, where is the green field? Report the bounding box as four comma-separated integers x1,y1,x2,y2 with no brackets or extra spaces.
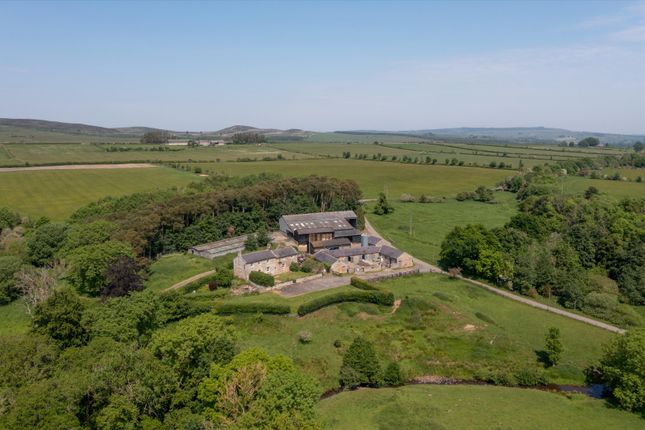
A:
145,253,215,292
187,159,513,198
367,193,518,263
0,167,198,220
562,175,644,199
600,167,644,180
318,385,642,430
0,143,313,167
218,274,614,389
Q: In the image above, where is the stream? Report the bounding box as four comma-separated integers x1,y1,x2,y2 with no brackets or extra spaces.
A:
321,378,607,400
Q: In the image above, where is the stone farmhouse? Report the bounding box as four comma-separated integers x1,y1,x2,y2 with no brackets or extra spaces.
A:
233,247,299,280
314,244,414,274
231,211,414,281
279,211,361,253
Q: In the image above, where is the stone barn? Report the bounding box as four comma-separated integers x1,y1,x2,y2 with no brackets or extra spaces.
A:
233,247,299,281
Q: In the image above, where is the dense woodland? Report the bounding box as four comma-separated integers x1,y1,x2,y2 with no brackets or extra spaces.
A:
440,167,645,327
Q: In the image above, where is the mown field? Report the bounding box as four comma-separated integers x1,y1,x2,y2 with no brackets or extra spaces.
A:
0,167,198,220
185,159,513,198
318,385,643,430
0,142,313,167
562,175,644,199
213,274,614,389
367,193,518,263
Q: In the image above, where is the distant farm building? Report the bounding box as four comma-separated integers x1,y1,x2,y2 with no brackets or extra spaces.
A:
189,235,248,259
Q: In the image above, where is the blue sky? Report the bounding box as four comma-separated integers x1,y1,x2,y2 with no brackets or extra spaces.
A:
1,1,644,133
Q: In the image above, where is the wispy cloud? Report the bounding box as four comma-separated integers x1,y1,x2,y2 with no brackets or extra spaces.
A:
609,24,645,41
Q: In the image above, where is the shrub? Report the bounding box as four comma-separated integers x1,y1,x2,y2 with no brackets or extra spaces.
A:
300,258,322,273
289,262,300,272
333,339,342,348
544,327,563,367
474,368,516,386
456,191,475,201
340,337,381,388
515,367,548,386
181,273,222,293
399,193,416,203
350,277,380,291
298,330,312,344
383,362,404,386
297,290,394,316
249,271,275,287
214,302,290,315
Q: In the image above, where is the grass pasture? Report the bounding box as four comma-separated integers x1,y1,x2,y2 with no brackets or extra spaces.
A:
145,253,215,292
318,385,643,430
0,143,314,167
0,300,31,337
218,273,614,389
562,175,644,199
0,166,197,220
367,193,518,263
186,159,513,198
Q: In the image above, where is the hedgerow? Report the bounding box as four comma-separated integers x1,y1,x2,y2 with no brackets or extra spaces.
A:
297,290,394,316
214,302,290,315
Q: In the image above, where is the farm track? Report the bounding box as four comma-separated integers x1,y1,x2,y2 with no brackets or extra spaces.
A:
0,163,156,172
364,218,626,334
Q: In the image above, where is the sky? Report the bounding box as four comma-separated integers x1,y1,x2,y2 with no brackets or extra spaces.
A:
1,0,644,134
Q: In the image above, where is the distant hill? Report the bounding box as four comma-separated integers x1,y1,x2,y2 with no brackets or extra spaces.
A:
0,119,312,143
340,127,644,146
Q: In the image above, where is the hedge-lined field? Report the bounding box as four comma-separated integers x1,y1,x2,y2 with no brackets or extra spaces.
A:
221,274,614,389
0,143,313,167
318,385,643,430
367,193,518,263
186,159,513,198
0,167,197,220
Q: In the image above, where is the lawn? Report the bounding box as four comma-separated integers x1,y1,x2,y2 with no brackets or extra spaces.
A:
0,166,198,220
367,193,518,263
145,253,216,292
188,159,513,198
317,385,643,430
217,273,615,389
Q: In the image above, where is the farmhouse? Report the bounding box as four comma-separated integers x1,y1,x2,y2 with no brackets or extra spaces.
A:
233,246,299,280
314,244,414,274
279,211,361,253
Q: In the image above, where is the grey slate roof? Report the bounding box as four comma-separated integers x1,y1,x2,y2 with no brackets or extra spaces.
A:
314,250,338,264
330,246,380,258
379,245,404,259
241,247,297,264
274,247,298,258
367,235,382,246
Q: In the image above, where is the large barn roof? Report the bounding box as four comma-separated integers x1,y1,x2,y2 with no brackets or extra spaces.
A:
280,211,357,234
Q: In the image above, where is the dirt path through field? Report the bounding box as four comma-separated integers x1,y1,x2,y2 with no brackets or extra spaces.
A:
163,270,216,292
0,163,156,172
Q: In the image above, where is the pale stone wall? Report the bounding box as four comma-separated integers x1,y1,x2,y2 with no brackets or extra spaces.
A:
234,255,299,280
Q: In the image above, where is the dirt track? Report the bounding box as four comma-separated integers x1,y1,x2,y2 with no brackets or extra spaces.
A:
0,163,156,172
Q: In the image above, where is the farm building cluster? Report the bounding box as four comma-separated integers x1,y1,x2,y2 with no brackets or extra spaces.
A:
231,210,413,281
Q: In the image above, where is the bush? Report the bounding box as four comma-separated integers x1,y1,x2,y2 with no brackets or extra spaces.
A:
289,262,300,272
340,337,381,388
214,302,290,315
399,193,416,203
383,362,404,386
297,290,394,316
333,339,342,348
350,277,380,291
456,191,475,201
249,271,275,287
474,368,516,386
515,367,548,387
300,258,322,273
181,273,222,293
298,330,312,344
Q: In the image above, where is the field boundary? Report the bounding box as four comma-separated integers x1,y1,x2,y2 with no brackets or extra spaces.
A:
364,218,625,334
0,163,157,172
